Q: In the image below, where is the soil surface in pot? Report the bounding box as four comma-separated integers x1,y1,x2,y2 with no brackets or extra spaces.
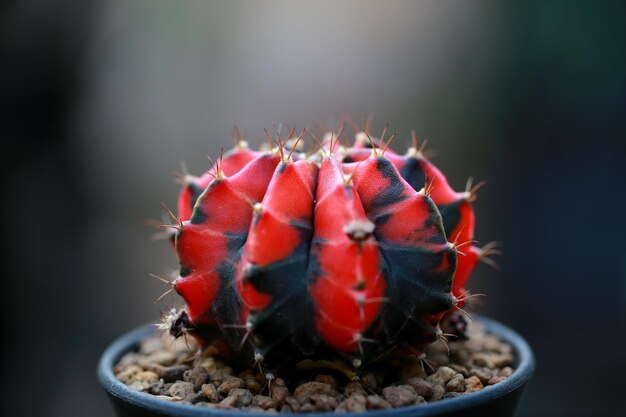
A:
114,322,514,412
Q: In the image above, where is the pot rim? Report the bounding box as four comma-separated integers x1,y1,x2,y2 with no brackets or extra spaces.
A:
98,316,534,417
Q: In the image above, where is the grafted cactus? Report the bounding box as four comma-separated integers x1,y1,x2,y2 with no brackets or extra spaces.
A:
160,126,495,367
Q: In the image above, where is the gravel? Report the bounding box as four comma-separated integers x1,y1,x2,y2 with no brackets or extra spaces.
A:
382,385,419,407
114,322,515,412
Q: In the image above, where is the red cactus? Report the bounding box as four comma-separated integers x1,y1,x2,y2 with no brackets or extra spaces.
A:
163,127,494,365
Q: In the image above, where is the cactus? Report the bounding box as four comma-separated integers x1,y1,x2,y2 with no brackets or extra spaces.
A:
159,126,495,367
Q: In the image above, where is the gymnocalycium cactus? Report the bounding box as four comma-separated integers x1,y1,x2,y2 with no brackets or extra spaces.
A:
157,125,497,367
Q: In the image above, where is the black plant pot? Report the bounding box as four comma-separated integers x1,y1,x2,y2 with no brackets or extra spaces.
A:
98,316,534,417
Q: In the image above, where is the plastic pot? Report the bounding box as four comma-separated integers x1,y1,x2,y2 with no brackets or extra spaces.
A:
98,316,534,417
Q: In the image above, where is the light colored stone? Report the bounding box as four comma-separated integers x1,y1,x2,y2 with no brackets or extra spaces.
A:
425,366,457,386
382,385,418,407
431,385,445,401
217,377,244,395
168,381,194,399
445,374,465,392
464,376,484,393
201,383,219,403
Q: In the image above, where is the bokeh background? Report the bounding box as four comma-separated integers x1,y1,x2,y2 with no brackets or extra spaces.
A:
1,1,625,416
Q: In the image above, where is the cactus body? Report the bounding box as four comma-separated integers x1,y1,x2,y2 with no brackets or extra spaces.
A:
168,129,488,364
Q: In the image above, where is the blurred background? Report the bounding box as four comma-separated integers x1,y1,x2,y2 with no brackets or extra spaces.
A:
1,1,625,416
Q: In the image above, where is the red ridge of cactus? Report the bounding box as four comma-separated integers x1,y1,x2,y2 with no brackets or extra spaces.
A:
351,156,456,350
165,127,491,364
177,144,262,221
237,158,319,355
344,144,481,304
174,153,280,326
309,156,386,353
395,153,478,303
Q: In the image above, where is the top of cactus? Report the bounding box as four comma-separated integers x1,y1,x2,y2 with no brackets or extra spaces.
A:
152,123,497,368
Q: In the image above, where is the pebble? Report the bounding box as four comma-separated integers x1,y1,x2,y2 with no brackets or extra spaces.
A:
488,376,506,385
431,385,445,401
473,352,494,367
493,353,514,367
293,382,334,403
148,380,170,396
445,374,465,392
168,382,195,400
382,385,417,407
244,375,263,394
129,381,151,392
342,394,367,412
224,388,253,407
211,365,234,382
311,394,338,411
161,365,190,383
469,367,493,384
464,376,484,393
201,383,219,403
500,366,514,377
366,395,392,409
284,397,301,412
184,392,205,404
137,371,158,383
472,352,513,368
426,366,457,386
187,367,210,390
115,353,140,371
116,365,143,384
137,358,165,375
126,370,159,391
406,378,433,399
253,395,278,409
271,378,290,404
448,363,469,377
344,381,367,397
115,324,516,412
482,334,504,352
299,403,316,412
218,377,245,396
